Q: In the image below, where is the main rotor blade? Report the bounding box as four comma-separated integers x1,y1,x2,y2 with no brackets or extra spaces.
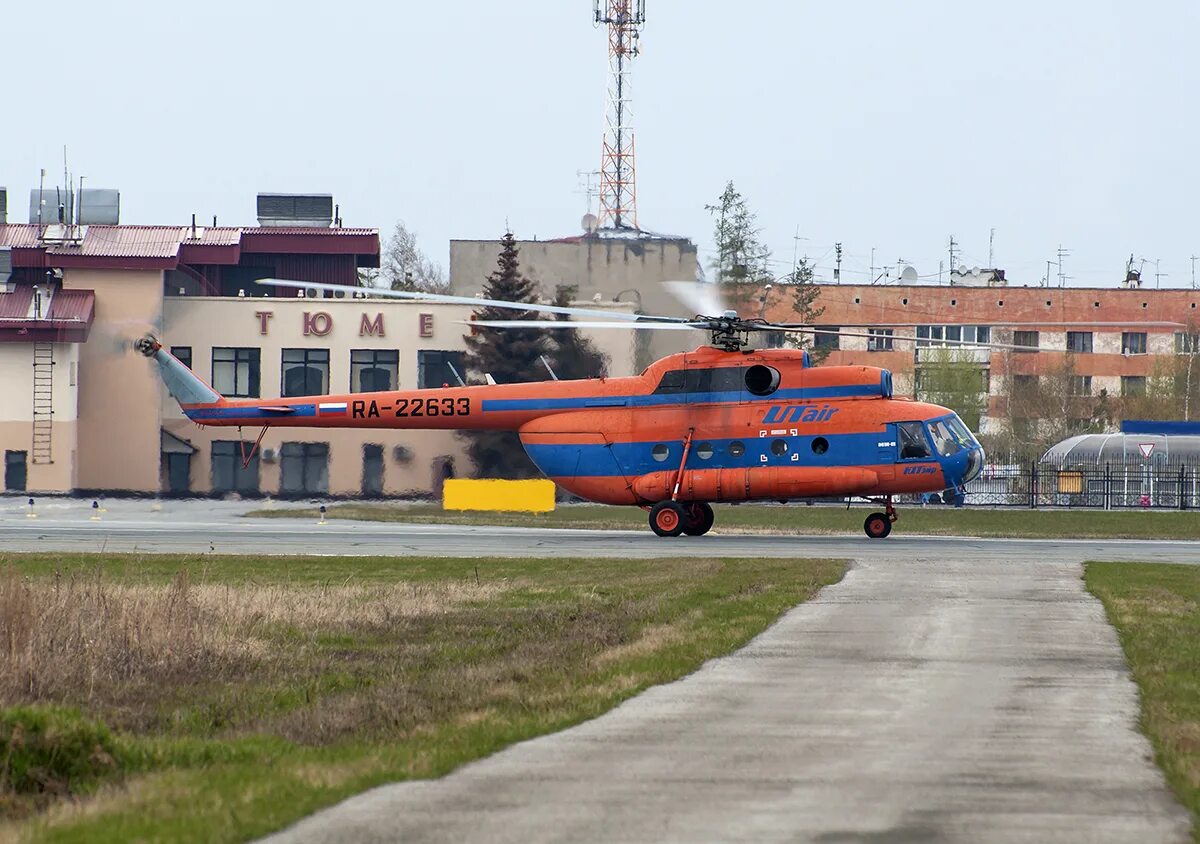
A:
769,320,1187,329
461,320,704,330
256,279,691,324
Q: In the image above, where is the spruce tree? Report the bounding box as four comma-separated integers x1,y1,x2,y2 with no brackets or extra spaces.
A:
548,284,609,381
459,232,550,478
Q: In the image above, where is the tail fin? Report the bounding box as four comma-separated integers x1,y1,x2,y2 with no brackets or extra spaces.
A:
137,336,223,407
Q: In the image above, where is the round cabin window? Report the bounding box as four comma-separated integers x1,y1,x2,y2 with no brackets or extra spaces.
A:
745,364,781,396
770,439,788,456
696,442,714,460
811,437,829,455
651,444,670,462
728,441,745,457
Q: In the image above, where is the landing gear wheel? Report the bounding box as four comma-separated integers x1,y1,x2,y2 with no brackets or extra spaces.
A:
682,502,715,536
864,512,892,539
649,501,687,537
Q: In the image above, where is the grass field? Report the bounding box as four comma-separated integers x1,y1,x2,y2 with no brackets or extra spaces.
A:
0,552,844,843
249,502,1200,540
1086,563,1200,840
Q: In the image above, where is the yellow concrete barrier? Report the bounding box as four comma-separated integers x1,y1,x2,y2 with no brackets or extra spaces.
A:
443,479,556,513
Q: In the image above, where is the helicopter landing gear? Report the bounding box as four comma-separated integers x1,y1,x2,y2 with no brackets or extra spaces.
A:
682,502,715,536
863,497,898,539
649,501,687,537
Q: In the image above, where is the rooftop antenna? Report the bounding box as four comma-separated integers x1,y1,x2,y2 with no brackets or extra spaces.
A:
1191,255,1197,290
594,0,646,230
948,235,958,280
834,242,843,284
575,169,600,216
1154,258,1167,289
988,227,995,268
1056,244,1071,287
35,168,46,232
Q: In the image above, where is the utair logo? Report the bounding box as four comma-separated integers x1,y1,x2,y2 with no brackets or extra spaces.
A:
761,404,839,424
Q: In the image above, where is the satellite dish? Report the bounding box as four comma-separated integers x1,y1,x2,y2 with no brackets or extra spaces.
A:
970,266,980,276
899,265,919,282
581,213,599,233
956,265,968,275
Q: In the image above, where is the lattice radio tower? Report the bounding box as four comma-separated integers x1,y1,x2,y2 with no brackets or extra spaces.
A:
594,0,645,230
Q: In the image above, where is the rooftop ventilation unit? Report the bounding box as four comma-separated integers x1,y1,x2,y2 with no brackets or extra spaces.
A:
78,189,120,225
256,193,333,228
0,187,6,224
0,247,11,287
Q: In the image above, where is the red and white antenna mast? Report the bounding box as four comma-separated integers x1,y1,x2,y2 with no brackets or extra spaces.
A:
594,0,645,231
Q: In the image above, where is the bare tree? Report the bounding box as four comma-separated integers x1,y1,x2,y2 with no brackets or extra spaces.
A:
379,221,447,293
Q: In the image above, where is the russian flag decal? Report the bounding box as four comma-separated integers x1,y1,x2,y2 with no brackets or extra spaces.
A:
318,402,348,417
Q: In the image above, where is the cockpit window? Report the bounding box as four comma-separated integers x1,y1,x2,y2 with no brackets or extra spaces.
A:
898,421,932,459
928,419,962,456
654,370,686,394
946,415,976,449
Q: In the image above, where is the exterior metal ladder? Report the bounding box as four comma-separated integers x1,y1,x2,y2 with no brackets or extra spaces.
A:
31,343,54,464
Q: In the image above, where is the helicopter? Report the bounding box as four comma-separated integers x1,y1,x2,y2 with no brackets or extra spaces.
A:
138,278,1140,538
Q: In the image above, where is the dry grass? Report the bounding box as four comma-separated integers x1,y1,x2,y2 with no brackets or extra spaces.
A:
0,566,508,723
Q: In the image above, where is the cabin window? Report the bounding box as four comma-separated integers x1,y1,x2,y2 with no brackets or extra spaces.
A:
811,437,829,455
653,367,746,395
728,441,745,457
651,444,670,462
744,365,780,396
898,422,931,459
653,370,686,394
770,439,788,456
696,442,714,460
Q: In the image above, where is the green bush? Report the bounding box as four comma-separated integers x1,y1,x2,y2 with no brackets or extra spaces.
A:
1,706,124,799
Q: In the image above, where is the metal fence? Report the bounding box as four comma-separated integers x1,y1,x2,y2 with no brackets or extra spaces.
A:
945,463,1200,509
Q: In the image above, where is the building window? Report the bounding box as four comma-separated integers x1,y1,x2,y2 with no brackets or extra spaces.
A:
417,350,465,389
362,443,385,497
1012,330,1039,352
280,442,329,495
916,325,990,347
171,346,193,370
212,347,260,398
1069,375,1092,396
813,326,840,350
867,328,894,352
1012,374,1038,394
211,440,260,494
1066,331,1093,354
282,349,330,397
351,349,399,393
1175,332,1199,354
1121,375,1147,397
1122,332,1147,355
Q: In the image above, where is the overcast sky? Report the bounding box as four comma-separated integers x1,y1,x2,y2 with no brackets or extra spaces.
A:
4,1,1198,288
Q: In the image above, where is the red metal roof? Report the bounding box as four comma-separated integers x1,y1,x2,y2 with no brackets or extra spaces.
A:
0,285,95,343
0,223,378,270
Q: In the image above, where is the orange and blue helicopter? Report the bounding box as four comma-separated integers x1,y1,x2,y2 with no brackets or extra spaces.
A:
139,278,995,539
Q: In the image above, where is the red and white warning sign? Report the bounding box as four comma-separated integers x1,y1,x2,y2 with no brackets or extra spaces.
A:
1138,442,1156,459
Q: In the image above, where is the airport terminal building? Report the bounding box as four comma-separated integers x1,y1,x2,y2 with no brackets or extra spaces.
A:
0,193,634,497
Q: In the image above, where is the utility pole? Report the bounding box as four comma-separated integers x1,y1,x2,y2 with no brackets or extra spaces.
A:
1056,244,1071,287
594,0,646,231
834,242,843,284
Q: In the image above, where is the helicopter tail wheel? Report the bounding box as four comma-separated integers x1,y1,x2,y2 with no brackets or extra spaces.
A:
682,502,715,536
864,512,892,539
650,501,687,537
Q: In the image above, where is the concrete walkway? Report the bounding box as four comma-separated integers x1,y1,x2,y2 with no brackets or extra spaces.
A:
263,553,1192,843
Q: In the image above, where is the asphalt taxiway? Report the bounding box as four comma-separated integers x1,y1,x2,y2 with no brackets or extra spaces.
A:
3,500,1197,842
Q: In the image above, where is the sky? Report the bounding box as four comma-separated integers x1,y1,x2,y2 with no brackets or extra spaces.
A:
3,0,1199,289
